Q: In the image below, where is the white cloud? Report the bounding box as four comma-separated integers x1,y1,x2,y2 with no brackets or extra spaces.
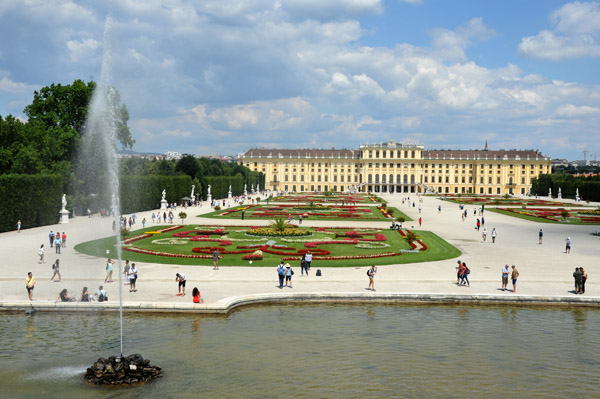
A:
66,38,101,62
551,1,600,34
518,1,600,60
555,104,600,116
518,30,600,60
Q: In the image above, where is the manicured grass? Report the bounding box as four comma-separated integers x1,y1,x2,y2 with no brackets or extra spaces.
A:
270,193,375,204
444,196,585,207
74,225,460,267
488,208,600,225
200,204,411,222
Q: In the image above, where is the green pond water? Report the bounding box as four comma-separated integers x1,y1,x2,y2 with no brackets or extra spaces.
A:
1,304,599,398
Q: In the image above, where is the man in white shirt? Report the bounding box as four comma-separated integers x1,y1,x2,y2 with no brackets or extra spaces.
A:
176,273,186,296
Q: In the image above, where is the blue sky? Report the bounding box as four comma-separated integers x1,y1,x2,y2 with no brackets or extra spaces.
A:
1,0,599,160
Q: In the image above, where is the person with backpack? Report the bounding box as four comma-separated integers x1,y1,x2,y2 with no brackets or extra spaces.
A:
50,259,62,282
459,262,470,287
300,253,308,276
97,285,108,302
367,265,377,291
285,263,293,288
277,260,286,289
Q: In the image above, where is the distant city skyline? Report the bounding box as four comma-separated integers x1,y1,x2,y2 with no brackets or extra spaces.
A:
1,0,599,160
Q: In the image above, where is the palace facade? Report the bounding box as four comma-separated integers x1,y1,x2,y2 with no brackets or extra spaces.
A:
238,140,552,195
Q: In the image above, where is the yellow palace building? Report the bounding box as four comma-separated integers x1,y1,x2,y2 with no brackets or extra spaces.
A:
238,139,551,195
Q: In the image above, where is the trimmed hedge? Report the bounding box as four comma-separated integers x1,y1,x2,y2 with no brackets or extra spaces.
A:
120,175,192,213
205,175,244,199
0,174,64,232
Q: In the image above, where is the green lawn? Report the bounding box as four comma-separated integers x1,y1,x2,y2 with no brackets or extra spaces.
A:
200,204,411,222
75,225,460,267
488,208,600,225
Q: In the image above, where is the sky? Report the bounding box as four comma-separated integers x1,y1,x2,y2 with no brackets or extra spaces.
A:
1,0,599,161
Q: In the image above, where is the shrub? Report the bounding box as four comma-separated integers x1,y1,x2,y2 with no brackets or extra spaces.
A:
214,205,221,211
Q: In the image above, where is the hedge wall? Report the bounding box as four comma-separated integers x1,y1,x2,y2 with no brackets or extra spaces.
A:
0,174,65,232
205,175,244,199
120,175,193,213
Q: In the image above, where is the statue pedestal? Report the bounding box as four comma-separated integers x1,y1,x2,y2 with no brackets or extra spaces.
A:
558,194,562,199
228,191,232,199
207,194,212,204
59,209,69,224
160,199,168,210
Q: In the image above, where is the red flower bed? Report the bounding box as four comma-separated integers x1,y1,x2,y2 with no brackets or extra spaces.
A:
242,253,263,260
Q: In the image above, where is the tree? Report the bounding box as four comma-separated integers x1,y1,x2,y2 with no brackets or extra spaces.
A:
175,155,200,178
24,80,134,159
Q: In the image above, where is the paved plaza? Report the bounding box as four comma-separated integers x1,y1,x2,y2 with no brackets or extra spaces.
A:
1,194,599,310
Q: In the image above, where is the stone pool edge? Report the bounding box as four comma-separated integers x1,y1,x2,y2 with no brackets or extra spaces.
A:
2,292,600,314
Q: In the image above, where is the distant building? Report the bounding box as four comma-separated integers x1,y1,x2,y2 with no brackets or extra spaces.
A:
201,154,236,163
238,139,552,195
165,151,182,160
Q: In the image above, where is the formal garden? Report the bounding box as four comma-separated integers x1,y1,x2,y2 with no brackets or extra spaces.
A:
489,207,600,224
269,193,384,204
74,221,460,267
201,203,409,221
443,195,587,207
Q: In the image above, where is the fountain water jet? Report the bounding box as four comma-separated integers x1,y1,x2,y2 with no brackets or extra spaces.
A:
80,16,161,384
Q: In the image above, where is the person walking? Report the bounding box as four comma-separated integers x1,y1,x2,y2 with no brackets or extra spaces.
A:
213,248,220,270
285,263,293,288
26,272,35,301
61,232,66,247
419,217,422,227
573,267,583,294
455,260,463,285
300,253,308,276
54,234,61,254
491,228,497,243
367,265,377,291
176,273,186,296
581,267,588,294
501,264,510,290
482,228,487,242
17,220,21,233
49,231,55,248
105,258,114,283
50,259,62,282
565,237,571,253
459,262,470,287
511,265,519,293
128,263,138,292
38,245,45,264
277,261,286,289
476,219,481,231
538,229,543,244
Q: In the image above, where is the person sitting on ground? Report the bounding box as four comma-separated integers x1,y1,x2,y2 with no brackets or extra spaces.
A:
192,287,203,304
80,286,92,302
55,288,75,303
97,285,108,302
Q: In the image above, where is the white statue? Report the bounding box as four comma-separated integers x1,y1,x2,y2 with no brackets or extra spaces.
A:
191,185,195,198
548,188,552,198
229,185,232,192
162,189,166,201
61,194,67,210
257,183,260,192
207,185,211,195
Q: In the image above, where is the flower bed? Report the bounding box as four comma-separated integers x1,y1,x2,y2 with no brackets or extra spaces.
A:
119,224,436,264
